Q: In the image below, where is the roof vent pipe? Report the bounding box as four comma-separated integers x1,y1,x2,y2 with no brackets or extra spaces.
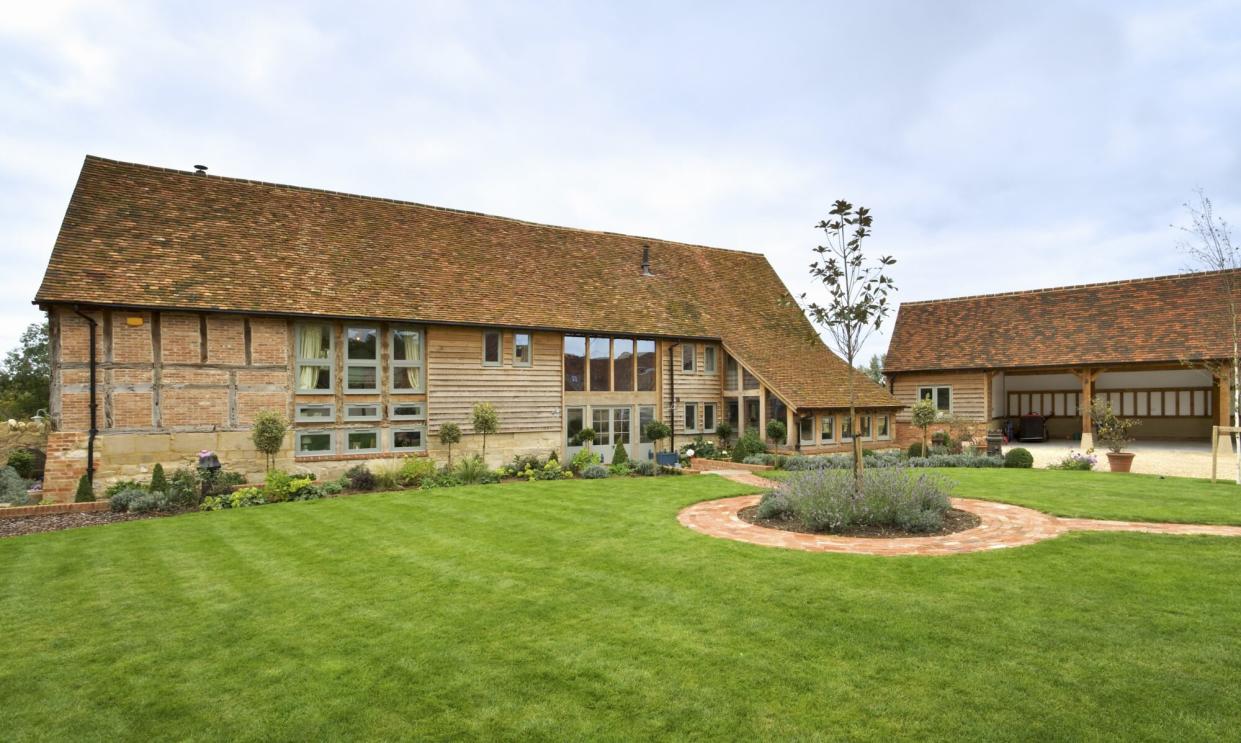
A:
193,164,208,176
641,245,653,276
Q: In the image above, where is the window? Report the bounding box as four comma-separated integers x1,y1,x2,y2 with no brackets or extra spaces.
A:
566,407,584,445
877,414,890,439
592,408,612,442
295,323,333,393
918,386,952,413
589,338,610,391
513,331,532,367
820,414,835,443
564,336,586,391
681,344,695,373
392,327,424,392
346,327,379,393
482,330,502,367
295,403,333,422
742,367,760,390
727,400,740,431
799,415,815,444
704,346,717,373
684,403,698,432
766,392,787,429
346,429,380,453
344,403,380,421
390,403,425,420
613,338,634,391
296,430,333,454
614,407,631,445
639,406,655,444
636,339,656,391
392,428,426,452
841,415,853,441
859,415,872,440
725,355,739,390
703,403,716,433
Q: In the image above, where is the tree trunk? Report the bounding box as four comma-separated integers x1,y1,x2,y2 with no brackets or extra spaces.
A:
848,365,862,489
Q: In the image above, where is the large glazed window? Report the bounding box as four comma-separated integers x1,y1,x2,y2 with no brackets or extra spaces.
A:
639,405,655,443
346,327,380,393
566,407,584,443
724,355,738,390
613,338,634,392
589,338,611,391
295,323,333,393
636,340,656,391
564,336,586,391
391,327,424,392
742,367,760,390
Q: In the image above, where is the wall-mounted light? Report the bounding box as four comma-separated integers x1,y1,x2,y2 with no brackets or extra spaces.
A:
126,316,144,327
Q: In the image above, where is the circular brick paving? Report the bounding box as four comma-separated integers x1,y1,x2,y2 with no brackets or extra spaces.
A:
678,471,1241,556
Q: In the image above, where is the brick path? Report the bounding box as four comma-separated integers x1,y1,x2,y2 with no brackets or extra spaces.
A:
679,471,1241,556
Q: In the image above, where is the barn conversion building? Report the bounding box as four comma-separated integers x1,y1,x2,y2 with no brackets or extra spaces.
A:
34,156,900,500
885,270,1237,449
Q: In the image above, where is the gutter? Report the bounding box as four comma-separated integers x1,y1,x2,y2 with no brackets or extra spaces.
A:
70,306,98,486
668,342,679,453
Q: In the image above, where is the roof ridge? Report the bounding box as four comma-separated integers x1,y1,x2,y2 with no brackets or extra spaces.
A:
81,154,767,259
898,268,1240,307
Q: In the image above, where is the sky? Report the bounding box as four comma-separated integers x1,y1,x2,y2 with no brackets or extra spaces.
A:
2,0,1240,363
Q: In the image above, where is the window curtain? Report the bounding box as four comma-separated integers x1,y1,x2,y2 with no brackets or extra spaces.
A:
298,325,324,389
402,332,420,389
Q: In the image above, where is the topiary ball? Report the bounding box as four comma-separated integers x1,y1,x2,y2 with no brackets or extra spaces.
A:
1004,448,1034,469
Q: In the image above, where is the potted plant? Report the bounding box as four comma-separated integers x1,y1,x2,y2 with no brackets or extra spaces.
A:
1090,398,1141,473
644,420,677,466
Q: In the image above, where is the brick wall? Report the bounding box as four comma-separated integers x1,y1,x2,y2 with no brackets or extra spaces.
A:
44,307,294,501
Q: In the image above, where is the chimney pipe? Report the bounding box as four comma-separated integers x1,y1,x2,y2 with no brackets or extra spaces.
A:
193,164,208,176
641,245,653,276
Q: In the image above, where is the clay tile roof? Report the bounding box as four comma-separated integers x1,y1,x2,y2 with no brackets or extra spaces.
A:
36,156,899,410
885,270,1240,373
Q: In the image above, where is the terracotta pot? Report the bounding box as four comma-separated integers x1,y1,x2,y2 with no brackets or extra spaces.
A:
1106,452,1135,473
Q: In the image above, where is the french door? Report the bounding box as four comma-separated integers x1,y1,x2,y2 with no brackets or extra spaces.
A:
566,406,635,463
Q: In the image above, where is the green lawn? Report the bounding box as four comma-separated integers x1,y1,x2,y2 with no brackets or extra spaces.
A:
762,467,1241,525
3,475,1241,740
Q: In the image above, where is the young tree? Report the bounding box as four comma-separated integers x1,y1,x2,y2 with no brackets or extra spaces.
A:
74,473,94,503
250,410,288,471
150,463,168,493
1177,191,1241,484
0,322,49,420
714,421,735,447
910,398,938,458
439,423,462,468
575,427,597,451
800,201,896,486
643,420,671,453
765,419,787,446
471,402,499,462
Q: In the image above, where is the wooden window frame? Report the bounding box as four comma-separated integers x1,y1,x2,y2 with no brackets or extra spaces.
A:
684,402,698,432
391,325,425,393
295,403,334,423
918,386,952,414
344,326,381,395
482,330,502,367
296,429,334,455
798,415,815,445
343,403,381,422
513,331,533,368
703,346,717,374
681,344,696,374
703,403,717,433
392,427,427,452
390,403,426,421
820,414,835,443
294,322,334,395
344,428,381,454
